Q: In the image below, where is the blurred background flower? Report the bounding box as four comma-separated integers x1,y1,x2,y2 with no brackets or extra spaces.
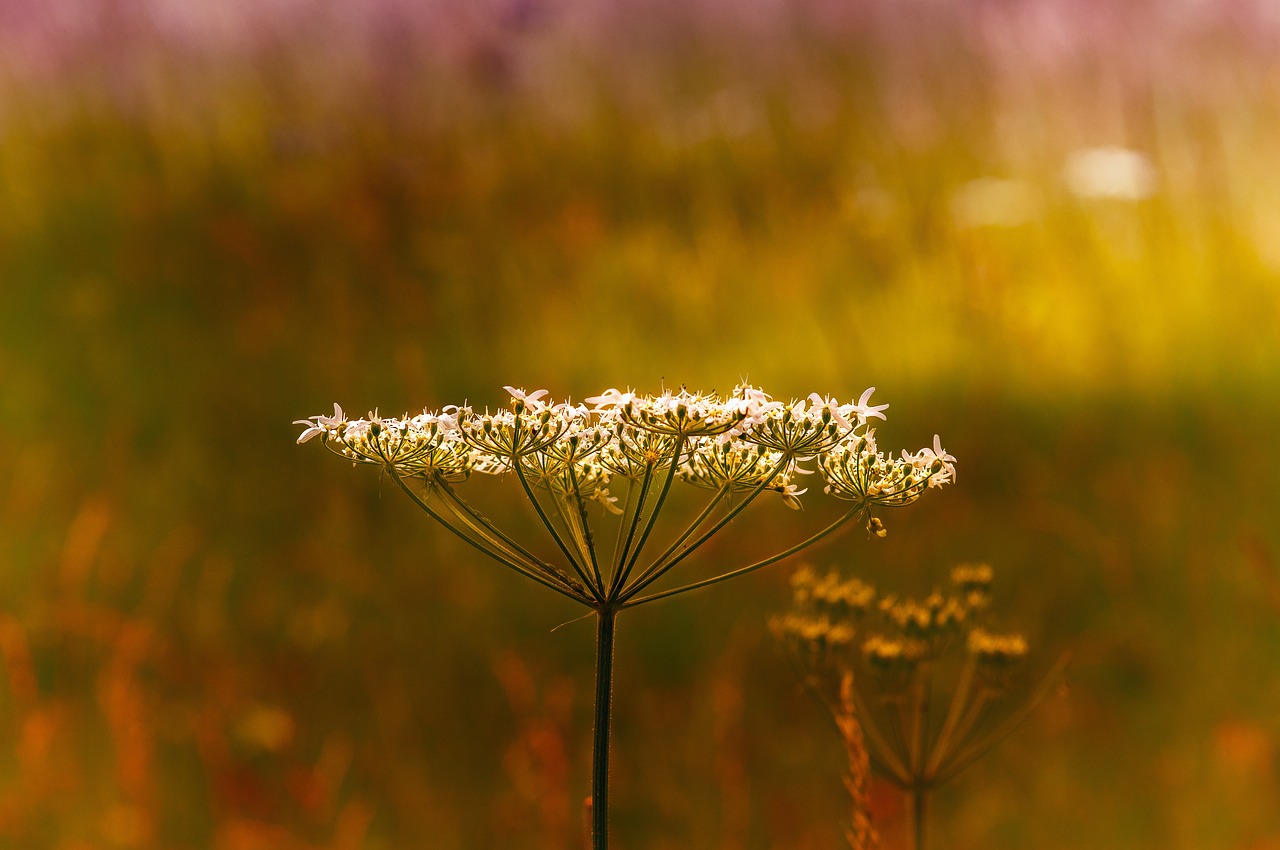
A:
2,0,1279,847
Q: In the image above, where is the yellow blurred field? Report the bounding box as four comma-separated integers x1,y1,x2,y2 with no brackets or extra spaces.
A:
1,3,1279,847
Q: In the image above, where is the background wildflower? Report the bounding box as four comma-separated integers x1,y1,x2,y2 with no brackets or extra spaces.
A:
776,563,1065,850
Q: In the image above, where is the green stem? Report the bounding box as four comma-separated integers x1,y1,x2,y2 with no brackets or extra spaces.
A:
432,474,549,570
624,486,728,592
566,464,605,593
614,437,687,594
550,492,604,597
620,505,860,607
610,465,655,595
592,607,618,850
388,470,590,604
514,460,601,602
622,455,791,596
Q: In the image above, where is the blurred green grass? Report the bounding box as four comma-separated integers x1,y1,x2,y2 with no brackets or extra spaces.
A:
2,5,1280,848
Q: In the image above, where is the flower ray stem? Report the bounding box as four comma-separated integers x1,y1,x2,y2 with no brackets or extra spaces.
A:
613,437,686,597
609,464,655,596
908,673,931,778
550,493,604,597
630,486,729,590
433,474,551,571
425,475,555,568
606,478,637,595
886,699,911,780
841,670,913,785
787,648,910,786
934,653,1070,785
388,470,591,604
621,455,792,598
925,654,977,780
591,606,618,850
936,694,992,779
550,493,586,558
620,505,860,607
376,443,581,600
567,463,606,594
514,459,601,602
433,481,559,573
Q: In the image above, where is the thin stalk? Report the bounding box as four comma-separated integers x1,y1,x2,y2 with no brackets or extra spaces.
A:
514,459,600,602
790,656,910,787
925,655,977,780
566,464,605,593
508,411,593,584
591,607,618,850
432,474,549,569
909,787,929,850
548,492,603,597
841,675,913,786
907,671,932,777
623,455,791,595
426,476,554,568
624,486,729,592
388,471,590,604
933,694,992,781
933,653,1070,785
885,698,912,784
609,464,656,596
614,437,687,593
621,506,860,607
605,477,637,596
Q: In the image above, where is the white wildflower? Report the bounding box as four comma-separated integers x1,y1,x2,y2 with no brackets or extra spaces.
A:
294,403,346,444
848,387,888,424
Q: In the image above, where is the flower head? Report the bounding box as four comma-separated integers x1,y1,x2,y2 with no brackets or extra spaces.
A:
296,384,953,596
619,388,751,438
738,392,862,457
819,428,952,532
293,403,346,444
849,387,888,424
503,386,552,413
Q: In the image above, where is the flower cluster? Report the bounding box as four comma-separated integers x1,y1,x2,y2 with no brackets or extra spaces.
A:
773,563,1063,801
775,563,1024,687
296,384,954,521
297,385,955,850
297,385,954,611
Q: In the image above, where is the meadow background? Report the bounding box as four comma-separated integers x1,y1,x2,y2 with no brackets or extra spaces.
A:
2,1,1280,847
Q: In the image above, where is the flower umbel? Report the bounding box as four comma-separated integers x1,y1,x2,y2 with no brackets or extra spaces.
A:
297,386,950,584
774,563,1067,850
296,384,953,850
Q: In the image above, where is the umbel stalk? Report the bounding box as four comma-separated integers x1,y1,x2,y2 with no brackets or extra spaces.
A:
910,787,928,850
294,385,956,847
592,607,617,850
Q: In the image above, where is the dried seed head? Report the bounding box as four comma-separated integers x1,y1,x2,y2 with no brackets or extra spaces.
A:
968,628,1030,690
862,634,926,691
951,563,995,609
770,614,856,661
881,594,967,636
788,568,876,623
968,628,1029,665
